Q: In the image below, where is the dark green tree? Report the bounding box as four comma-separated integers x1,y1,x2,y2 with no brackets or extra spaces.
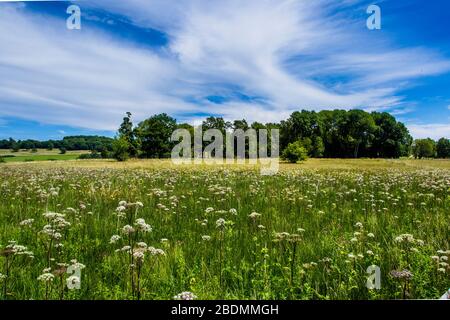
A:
136,113,177,158
436,138,450,158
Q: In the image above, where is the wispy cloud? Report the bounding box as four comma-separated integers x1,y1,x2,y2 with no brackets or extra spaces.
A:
0,0,449,133
407,123,450,140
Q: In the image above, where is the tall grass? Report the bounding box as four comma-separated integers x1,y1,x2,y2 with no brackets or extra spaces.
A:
0,161,448,299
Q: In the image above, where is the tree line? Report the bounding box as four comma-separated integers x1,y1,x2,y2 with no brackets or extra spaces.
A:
112,110,450,161
0,136,114,153
1,110,448,161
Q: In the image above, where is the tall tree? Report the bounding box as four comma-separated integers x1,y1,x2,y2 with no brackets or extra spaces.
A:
118,112,139,157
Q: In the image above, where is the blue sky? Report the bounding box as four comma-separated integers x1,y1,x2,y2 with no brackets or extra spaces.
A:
0,0,449,140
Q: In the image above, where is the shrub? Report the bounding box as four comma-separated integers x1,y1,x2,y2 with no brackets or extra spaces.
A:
112,137,130,162
281,141,308,163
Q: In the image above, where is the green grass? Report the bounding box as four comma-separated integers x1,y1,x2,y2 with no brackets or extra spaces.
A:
0,149,89,163
0,154,81,163
0,159,449,300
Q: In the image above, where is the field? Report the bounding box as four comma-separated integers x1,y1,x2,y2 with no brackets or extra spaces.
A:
0,149,88,163
0,159,449,300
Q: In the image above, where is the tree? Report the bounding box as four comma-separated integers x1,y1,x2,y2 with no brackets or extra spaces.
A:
412,139,436,159
47,142,54,151
136,113,177,158
11,143,20,152
436,138,450,158
112,137,130,162
59,147,67,154
281,140,308,163
117,112,139,157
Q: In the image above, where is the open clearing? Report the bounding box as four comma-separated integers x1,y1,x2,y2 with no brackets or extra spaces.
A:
0,159,448,300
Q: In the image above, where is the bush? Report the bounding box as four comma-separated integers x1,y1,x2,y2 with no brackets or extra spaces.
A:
281,141,308,163
0,157,5,163
59,147,67,154
112,137,130,162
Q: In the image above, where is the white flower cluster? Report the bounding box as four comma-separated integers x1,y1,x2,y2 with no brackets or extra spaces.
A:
248,212,261,220
37,272,55,283
174,291,197,300
5,241,34,258
216,218,226,229
19,219,34,227
135,218,152,233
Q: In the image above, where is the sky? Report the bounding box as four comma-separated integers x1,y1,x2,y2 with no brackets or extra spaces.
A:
0,0,449,140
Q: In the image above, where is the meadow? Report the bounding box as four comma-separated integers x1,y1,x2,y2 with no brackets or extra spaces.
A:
0,149,88,163
0,159,448,300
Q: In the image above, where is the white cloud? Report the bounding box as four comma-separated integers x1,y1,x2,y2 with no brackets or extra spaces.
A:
0,1,449,131
407,123,450,139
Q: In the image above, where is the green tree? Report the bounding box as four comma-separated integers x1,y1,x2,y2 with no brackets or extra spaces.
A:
412,139,436,159
281,140,308,163
136,113,177,158
118,112,139,157
112,137,130,162
436,138,450,158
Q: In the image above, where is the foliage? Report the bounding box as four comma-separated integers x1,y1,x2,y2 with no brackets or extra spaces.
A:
436,138,450,158
412,139,436,159
281,141,308,163
112,137,130,162
136,113,177,158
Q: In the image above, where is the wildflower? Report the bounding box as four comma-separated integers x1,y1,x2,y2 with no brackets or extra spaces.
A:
205,207,214,213
350,237,358,243
390,270,413,281
37,273,55,282
174,292,197,300
133,251,145,263
110,235,121,244
367,233,375,238
135,218,152,233
70,260,86,271
118,200,127,207
355,222,363,229
19,219,34,227
248,212,261,220
137,242,148,249
0,273,6,281
216,218,226,229
366,250,374,256
201,235,211,241
116,205,127,213
148,247,166,256
135,201,144,208
229,208,237,215
122,225,135,235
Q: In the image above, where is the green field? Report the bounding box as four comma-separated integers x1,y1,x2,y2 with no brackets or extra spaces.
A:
0,149,88,163
0,159,449,300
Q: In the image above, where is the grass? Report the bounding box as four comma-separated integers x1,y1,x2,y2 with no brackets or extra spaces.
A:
0,159,449,300
0,149,88,163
